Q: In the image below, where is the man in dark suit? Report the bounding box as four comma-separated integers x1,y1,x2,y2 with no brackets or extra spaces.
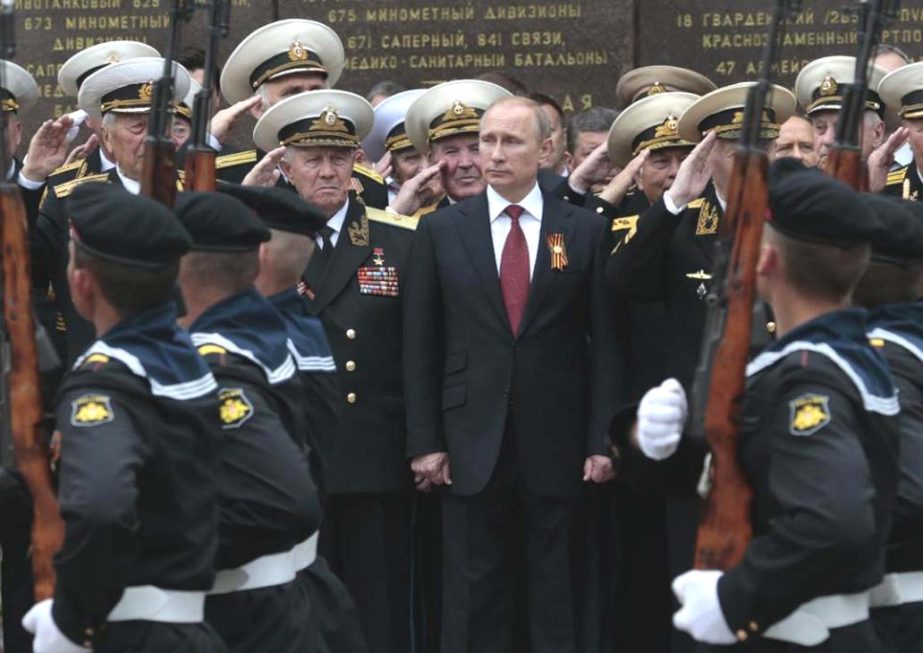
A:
403,96,619,652
252,88,416,653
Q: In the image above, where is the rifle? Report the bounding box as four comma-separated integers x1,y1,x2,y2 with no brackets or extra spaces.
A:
688,0,802,571
0,0,64,600
825,0,900,190
139,0,195,206
184,0,231,192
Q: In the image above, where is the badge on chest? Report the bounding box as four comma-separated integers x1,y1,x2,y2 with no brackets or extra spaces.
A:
358,248,399,297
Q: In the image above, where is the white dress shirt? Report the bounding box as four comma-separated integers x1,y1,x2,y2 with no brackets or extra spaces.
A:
100,148,116,172
664,188,727,215
117,167,140,195
315,200,350,250
486,183,544,280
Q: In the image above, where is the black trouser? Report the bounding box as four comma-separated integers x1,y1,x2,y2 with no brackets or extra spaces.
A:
697,620,887,652
872,601,923,653
301,555,370,653
413,492,443,653
440,437,584,653
0,471,35,653
95,622,227,653
320,493,413,653
206,579,315,653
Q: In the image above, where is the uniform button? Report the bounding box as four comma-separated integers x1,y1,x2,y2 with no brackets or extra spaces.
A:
345,361,357,372
766,321,777,334
749,621,760,633
84,641,93,648
563,195,570,201
347,393,357,404
85,628,95,636
596,206,604,213
346,329,357,340
736,629,749,642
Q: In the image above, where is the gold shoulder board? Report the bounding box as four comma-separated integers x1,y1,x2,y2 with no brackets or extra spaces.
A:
366,207,419,231
411,202,440,220
215,150,258,170
54,173,110,199
353,163,384,184
49,159,83,177
687,198,706,209
886,167,908,186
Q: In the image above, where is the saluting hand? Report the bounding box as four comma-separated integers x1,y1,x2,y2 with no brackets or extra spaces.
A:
209,95,262,146
598,148,650,206
64,134,98,166
242,146,285,187
567,141,614,195
867,127,909,193
21,116,76,183
374,150,393,179
389,161,444,215
666,131,716,208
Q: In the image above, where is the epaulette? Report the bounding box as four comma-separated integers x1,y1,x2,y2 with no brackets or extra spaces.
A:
215,150,257,170
53,172,110,199
687,198,706,209
366,207,419,231
411,202,440,220
886,166,908,186
611,215,639,232
353,163,384,184
49,159,83,177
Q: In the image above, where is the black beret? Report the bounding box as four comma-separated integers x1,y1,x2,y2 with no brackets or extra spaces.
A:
67,183,191,269
767,158,882,247
174,191,271,252
862,194,923,263
217,183,327,236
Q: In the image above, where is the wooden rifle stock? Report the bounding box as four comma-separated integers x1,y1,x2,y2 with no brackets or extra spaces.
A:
0,185,64,600
825,147,868,191
140,140,179,207
693,151,765,570
184,146,216,192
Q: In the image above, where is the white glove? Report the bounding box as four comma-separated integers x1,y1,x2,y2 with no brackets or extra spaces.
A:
22,599,90,653
672,570,736,645
636,378,688,460
65,110,88,145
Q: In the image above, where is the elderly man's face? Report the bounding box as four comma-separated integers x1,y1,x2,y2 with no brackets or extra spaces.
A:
566,130,614,192
638,147,690,204
102,113,150,180
430,133,483,201
905,118,923,168
540,103,566,173
282,146,356,218
392,148,425,185
811,111,839,170
774,116,818,167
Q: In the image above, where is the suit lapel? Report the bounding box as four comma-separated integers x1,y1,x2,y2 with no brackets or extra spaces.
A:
456,195,508,328
309,201,372,312
518,196,574,336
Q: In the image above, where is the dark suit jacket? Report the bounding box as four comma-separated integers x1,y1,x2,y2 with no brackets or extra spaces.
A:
403,189,621,498
303,199,417,495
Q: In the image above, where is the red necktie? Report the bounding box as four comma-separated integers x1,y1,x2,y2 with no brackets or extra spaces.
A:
499,204,530,335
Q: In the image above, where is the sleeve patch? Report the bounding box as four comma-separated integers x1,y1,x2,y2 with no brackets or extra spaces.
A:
789,394,831,436
219,388,254,429
71,394,114,427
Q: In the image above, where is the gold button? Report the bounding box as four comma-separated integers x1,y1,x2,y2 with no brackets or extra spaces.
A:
736,629,748,642
345,361,357,372
347,393,357,404
346,329,357,340
596,206,604,213
749,621,759,633
767,321,777,334
85,628,94,636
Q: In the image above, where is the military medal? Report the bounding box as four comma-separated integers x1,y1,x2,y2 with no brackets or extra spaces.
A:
372,247,386,266
686,269,712,300
298,279,316,301
358,265,400,297
546,233,568,271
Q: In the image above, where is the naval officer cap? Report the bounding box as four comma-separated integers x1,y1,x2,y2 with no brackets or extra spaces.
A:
795,56,888,118
68,183,191,269
405,80,513,153
253,89,374,153
77,57,192,122
677,82,796,143
0,61,39,114
176,192,271,253
220,19,345,105
58,40,161,98
767,158,881,247
607,92,699,167
219,183,327,237
362,88,427,163
615,65,716,109
879,62,923,122
862,194,923,263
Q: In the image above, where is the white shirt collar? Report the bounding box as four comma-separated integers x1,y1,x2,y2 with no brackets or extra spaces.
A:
325,199,351,236
100,148,116,171
486,183,543,223
117,167,140,195
714,188,728,212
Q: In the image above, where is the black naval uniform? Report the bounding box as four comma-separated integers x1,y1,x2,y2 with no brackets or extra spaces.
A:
867,303,923,653
214,148,390,209
702,309,900,653
302,198,418,653
189,289,322,653
884,164,922,202
54,303,226,652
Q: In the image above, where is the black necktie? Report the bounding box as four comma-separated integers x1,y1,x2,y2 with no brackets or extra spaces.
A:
312,226,335,280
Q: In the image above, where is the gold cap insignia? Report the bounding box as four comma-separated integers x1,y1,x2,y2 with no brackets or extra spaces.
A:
106,53,120,64
139,83,153,101
452,100,467,116
324,107,339,126
820,75,838,97
288,39,308,62
789,394,831,436
648,82,667,96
